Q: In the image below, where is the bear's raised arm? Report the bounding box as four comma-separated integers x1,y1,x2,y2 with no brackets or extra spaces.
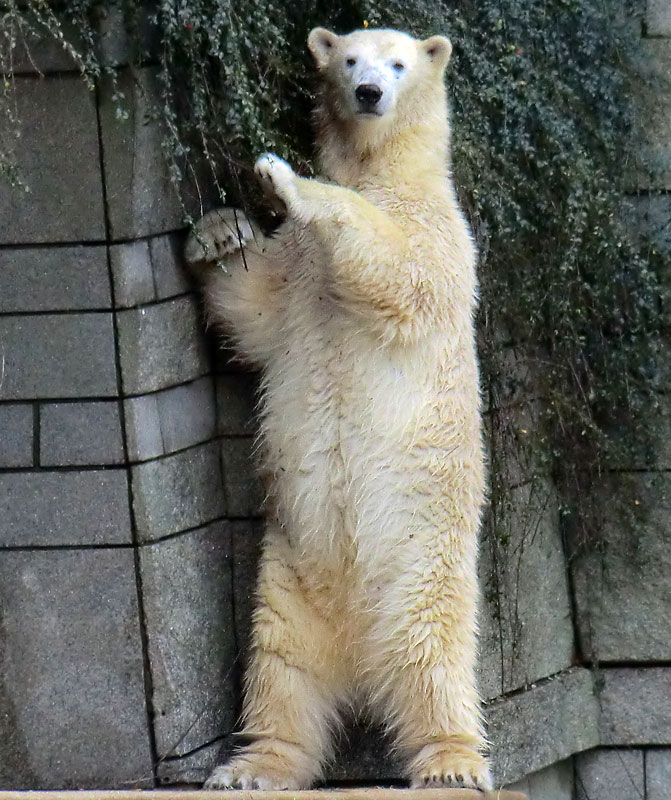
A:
256,153,470,344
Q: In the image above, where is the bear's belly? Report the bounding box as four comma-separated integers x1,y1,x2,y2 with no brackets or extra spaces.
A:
260,334,357,570
259,316,480,575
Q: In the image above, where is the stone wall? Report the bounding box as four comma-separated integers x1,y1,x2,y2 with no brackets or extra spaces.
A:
0,32,243,789
0,4,669,796
565,2,671,797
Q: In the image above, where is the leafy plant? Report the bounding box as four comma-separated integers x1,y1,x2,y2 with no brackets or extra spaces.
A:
1,0,666,583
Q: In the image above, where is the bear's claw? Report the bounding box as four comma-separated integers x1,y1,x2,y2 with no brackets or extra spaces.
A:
417,771,488,789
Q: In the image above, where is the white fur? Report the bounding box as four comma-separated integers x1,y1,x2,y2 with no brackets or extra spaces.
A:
186,26,491,793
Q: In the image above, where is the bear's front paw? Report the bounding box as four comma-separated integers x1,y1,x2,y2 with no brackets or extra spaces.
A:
184,207,255,274
409,740,492,791
254,153,296,205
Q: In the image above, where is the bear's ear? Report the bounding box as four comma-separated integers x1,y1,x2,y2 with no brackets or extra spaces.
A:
308,27,339,69
421,35,453,71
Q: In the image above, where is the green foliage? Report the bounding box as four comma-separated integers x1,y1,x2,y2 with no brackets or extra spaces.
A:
0,0,666,551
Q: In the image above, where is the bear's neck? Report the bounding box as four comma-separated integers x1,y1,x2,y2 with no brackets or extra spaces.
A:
314,100,451,192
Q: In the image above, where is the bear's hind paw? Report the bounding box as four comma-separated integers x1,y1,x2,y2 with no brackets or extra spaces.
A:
203,740,317,791
409,740,492,791
203,761,304,791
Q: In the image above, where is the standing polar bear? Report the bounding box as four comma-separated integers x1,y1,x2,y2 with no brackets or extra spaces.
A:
185,26,491,792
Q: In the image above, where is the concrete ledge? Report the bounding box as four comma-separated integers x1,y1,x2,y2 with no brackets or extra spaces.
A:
0,791,526,800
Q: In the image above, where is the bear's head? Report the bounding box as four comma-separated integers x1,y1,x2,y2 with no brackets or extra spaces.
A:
307,27,452,139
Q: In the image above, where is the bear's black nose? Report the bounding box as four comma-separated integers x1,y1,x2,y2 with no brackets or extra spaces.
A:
355,83,383,107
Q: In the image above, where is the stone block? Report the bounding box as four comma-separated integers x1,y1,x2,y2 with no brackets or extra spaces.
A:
40,401,124,466
599,668,671,745
230,520,264,655
131,441,225,541
656,260,671,339
216,373,258,436
0,246,110,312
150,233,192,299
0,76,105,243
9,21,84,74
117,295,209,395
622,194,671,330
487,668,600,785
483,342,552,412
575,748,644,800
95,2,159,68
623,192,671,252
600,392,671,469
485,399,553,493
0,404,33,467
478,479,573,698
139,521,235,758
110,234,192,309
124,377,217,462
156,376,217,455
572,472,671,661
0,548,152,789
0,470,132,546
505,759,574,800
647,748,671,800
645,335,671,393
110,241,155,308
478,553,504,700
0,314,117,400
9,8,160,74
157,739,224,786
10,6,153,74
124,393,163,462
630,40,671,190
221,437,264,517
648,0,671,36
99,68,186,239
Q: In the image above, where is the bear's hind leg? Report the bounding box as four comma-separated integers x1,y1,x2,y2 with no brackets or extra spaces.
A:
362,547,492,791
205,525,351,790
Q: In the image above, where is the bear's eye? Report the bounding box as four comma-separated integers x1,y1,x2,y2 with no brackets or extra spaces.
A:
346,57,357,67
392,61,405,72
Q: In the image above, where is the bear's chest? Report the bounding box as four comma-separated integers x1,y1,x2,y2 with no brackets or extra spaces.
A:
261,297,429,480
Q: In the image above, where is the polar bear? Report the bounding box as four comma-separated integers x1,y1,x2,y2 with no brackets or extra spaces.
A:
185,26,491,792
